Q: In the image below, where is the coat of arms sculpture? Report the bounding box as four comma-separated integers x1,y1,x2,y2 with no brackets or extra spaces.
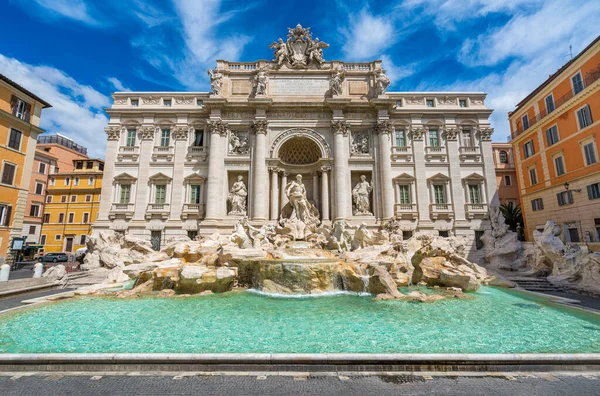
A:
269,24,329,69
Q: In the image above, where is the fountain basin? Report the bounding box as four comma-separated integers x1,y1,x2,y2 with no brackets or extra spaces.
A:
0,287,599,354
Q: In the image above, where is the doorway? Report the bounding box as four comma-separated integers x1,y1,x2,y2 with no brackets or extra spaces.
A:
65,237,74,252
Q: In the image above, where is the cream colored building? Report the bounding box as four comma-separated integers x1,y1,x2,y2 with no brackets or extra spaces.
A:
94,25,498,258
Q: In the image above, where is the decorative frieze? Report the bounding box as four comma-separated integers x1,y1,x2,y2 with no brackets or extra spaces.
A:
478,127,494,141
172,125,189,140
105,126,122,140
207,120,229,136
137,125,156,140
410,127,425,140
331,120,350,136
444,127,460,140
252,120,269,135
351,131,370,154
374,120,393,135
142,96,160,105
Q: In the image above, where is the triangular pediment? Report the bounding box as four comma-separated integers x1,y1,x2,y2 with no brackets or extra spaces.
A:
462,172,485,181
183,173,206,183
148,172,172,183
427,173,450,181
393,173,415,181
113,172,137,182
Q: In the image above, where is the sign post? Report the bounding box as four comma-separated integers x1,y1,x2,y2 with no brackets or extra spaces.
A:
10,237,25,270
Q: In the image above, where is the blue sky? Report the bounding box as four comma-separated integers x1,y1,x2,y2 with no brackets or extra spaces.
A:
1,0,598,158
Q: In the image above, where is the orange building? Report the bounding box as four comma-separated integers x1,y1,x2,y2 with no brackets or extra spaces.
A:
491,143,520,207
509,36,600,243
0,74,51,264
20,149,57,248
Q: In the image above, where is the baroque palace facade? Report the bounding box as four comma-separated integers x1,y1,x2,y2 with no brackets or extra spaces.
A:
95,25,498,255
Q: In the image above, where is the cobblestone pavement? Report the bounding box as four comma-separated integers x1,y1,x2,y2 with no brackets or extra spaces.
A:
1,373,599,396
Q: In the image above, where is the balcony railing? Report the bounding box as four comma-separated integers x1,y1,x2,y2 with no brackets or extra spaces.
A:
119,146,139,153
459,146,480,154
512,68,600,139
395,203,417,212
392,146,411,153
147,203,170,211
181,203,206,219
111,203,134,211
430,203,453,219
465,203,488,218
151,146,174,162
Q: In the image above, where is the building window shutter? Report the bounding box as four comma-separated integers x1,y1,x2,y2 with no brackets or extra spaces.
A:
10,95,18,115
23,103,32,122
4,206,11,226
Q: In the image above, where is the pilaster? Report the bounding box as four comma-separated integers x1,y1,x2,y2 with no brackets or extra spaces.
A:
444,126,466,222
133,125,156,220
204,119,228,221
170,125,189,220
411,126,432,227
251,119,268,220
332,119,349,220
478,127,499,206
97,125,121,222
374,119,395,220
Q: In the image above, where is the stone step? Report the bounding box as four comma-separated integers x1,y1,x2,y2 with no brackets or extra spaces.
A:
511,277,563,292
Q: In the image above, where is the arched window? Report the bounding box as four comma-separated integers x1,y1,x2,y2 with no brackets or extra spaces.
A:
499,150,508,164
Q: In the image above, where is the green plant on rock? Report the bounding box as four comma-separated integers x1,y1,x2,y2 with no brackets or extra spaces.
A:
499,202,523,232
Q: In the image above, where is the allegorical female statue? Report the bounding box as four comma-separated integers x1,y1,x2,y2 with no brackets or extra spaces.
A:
228,175,247,215
352,175,373,215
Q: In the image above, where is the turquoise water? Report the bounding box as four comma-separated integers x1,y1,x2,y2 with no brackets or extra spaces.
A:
0,286,599,354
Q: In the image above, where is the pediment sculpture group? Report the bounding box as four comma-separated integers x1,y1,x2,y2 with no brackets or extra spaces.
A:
207,24,391,97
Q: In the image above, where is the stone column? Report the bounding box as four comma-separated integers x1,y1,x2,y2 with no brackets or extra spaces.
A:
133,125,156,220
204,120,227,221
312,171,319,209
169,125,189,220
270,167,279,220
444,126,466,222
376,120,395,220
252,120,268,220
320,166,330,221
280,172,288,210
332,120,349,220
479,127,499,206
411,127,431,225
97,125,121,222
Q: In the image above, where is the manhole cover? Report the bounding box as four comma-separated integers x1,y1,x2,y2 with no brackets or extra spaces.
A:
379,375,424,384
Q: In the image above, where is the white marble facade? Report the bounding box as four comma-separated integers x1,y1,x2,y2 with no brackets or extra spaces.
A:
94,25,498,253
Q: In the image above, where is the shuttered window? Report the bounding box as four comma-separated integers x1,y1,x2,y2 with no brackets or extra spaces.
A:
10,96,31,122
583,142,597,166
557,191,574,206
160,129,170,146
0,205,11,226
554,156,565,176
429,129,440,147
531,198,544,211
395,130,406,147
545,95,555,113
577,105,593,129
126,129,136,146
1,163,16,185
587,183,600,200
572,73,584,94
8,129,22,150
546,126,559,146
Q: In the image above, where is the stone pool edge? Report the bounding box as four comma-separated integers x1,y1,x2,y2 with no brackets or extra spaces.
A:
1,353,600,373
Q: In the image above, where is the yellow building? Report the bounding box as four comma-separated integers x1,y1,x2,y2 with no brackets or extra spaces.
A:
0,74,51,264
41,159,104,253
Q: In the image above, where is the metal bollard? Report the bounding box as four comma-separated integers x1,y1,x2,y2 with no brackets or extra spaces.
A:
0,264,10,282
33,262,44,278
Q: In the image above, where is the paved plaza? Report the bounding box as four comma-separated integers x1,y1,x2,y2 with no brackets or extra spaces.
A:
1,373,600,395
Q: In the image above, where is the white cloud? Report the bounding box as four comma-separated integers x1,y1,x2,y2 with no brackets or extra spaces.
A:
341,10,396,60
458,0,600,66
379,55,417,87
107,77,130,92
132,0,253,88
0,54,109,158
30,0,100,26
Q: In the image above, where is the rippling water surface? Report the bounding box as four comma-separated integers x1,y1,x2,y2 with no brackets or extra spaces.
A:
0,286,599,353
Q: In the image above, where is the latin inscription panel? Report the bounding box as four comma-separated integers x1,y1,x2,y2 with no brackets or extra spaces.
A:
270,78,329,96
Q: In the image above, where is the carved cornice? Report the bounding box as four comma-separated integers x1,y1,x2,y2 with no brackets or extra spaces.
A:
410,127,425,140
136,125,155,140
478,127,494,141
105,126,122,140
207,120,229,136
444,127,460,140
172,125,189,140
331,120,349,136
252,119,269,135
374,120,393,135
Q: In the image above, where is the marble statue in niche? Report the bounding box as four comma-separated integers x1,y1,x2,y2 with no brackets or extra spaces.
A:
352,175,373,215
279,174,320,240
330,68,345,96
253,66,269,96
228,176,248,215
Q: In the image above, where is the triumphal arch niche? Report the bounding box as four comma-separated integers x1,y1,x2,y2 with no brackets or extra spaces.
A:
99,23,497,247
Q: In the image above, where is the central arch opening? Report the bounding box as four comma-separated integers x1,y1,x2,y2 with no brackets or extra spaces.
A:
278,136,321,165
